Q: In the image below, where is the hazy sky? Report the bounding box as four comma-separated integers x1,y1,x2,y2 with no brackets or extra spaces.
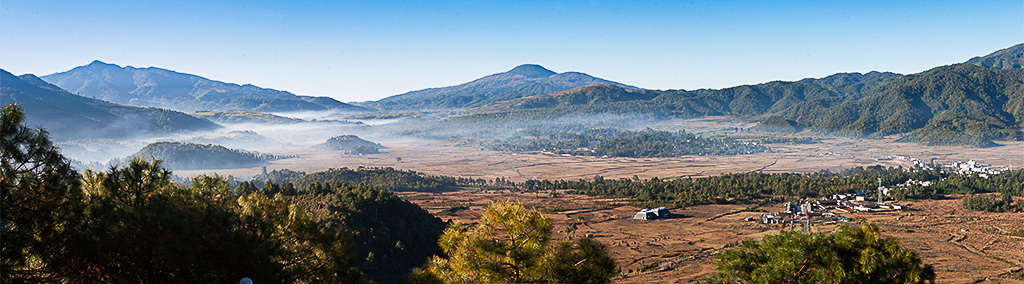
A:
2,1,1022,102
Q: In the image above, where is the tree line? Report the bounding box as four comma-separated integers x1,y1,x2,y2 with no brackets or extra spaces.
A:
250,167,499,193
961,194,1021,213
523,165,1023,207
489,128,771,158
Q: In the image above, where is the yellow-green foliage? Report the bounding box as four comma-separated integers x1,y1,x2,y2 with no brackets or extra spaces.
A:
417,201,616,284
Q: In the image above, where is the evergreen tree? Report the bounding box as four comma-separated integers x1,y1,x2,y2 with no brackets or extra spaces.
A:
706,222,935,284
52,158,367,283
416,201,617,283
1,104,83,283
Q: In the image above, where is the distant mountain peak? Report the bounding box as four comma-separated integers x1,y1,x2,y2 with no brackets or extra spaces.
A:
506,64,556,78
371,64,636,110
87,60,117,67
42,62,363,113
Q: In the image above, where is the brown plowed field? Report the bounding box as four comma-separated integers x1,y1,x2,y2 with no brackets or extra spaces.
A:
401,189,1024,283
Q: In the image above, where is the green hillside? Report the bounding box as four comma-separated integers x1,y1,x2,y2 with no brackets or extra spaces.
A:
966,43,1024,69
479,71,898,118
127,142,280,170
801,64,1024,146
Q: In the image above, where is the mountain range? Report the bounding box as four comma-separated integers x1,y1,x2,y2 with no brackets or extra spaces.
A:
368,64,638,110
0,69,219,141
457,43,1024,146
6,42,1023,147
41,61,363,113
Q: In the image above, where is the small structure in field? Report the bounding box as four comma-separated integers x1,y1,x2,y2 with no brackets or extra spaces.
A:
633,207,672,220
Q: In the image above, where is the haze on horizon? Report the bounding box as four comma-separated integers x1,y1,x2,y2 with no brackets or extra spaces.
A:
2,0,1022,102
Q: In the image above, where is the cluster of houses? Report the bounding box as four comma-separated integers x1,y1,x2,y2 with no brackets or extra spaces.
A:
756,201,830,225
754,189,906,226
632,207,672,220
877,155,1009,178
819,195,904,213
943,160,1006,177
877,155,933,169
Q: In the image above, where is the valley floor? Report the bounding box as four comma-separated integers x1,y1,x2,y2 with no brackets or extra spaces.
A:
175,135,1024,183
160,118,1024,283
401,189,1024,283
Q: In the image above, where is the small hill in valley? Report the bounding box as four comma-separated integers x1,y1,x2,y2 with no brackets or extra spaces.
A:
321,135,384,154
192,111,305,124
751,115,802,133
127,141,280,170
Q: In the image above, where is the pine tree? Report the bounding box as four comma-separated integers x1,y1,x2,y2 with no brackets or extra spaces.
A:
416,201,617,283
1,104,83,282
706,222,935,284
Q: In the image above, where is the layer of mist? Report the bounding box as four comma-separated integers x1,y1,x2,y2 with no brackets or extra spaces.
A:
58,109,677,172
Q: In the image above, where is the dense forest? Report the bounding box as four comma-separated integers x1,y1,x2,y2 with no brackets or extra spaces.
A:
961,194,1022,213
799,64,1024,146
251,167,489,192
286,183,447,283
251,162,1024,211
525,166,1024,207
489,128,770,157
123,141,281,170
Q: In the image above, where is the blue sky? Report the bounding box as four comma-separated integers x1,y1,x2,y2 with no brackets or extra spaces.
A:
2,1,1022,102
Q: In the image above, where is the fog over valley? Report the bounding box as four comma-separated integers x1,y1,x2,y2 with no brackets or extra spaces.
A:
4,2,1024,282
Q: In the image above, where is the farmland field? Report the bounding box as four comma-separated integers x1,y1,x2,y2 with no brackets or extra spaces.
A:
401,188,1024,283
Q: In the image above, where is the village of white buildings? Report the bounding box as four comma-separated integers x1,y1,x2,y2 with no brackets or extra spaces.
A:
633,155,1013,229
757,155,1012,227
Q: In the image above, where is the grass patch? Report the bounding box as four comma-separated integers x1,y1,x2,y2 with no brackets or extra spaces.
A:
437,205,470,216
1009,228,1024,238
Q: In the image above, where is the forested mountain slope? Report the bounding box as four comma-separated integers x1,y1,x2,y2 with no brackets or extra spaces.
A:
465,44,1024,146
370,64,638,110
966,43,1024,69
479,71,899,118
0,69,219,141
799,64,1024,145
42,61,363,113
